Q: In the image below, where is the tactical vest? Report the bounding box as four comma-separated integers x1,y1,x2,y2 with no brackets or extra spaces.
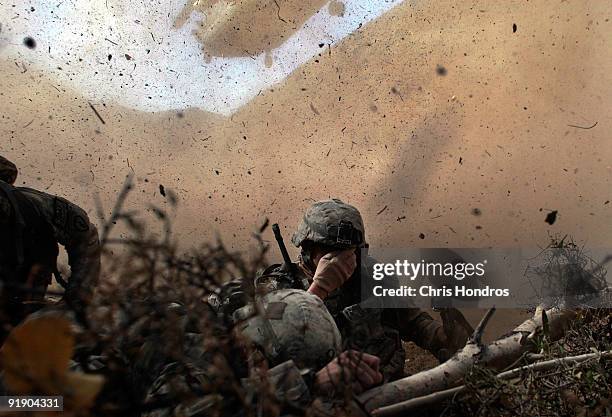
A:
0,181,59,305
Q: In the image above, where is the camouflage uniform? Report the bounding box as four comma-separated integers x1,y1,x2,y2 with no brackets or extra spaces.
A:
0,157,100,327
142,290,343,417
218,199,461,381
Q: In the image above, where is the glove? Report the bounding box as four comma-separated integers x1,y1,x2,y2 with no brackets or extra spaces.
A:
308,250,356,298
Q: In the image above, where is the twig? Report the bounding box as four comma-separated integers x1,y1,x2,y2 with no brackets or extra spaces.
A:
99,174,133,245
567,121,597,129
88,102,106,125
273,0,287,23
496,350,611,379
469,307,495,345
501,351,531,372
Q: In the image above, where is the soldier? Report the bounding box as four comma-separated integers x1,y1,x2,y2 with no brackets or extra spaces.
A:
218,199,473,381
142,289,382,416
0,155,101,331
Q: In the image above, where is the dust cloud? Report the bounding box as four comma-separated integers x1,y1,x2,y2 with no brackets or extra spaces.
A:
2,0,612,265
175,0,330,58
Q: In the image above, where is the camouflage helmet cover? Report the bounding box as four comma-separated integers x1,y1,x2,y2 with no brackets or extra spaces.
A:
291,198,365,249
0,155,17,185
237,289,342,370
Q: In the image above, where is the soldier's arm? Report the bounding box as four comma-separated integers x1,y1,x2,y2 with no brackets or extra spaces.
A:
384,308,448,359
386,307,475,362
55,199,101,300
368,256,459,361
29,190,101,300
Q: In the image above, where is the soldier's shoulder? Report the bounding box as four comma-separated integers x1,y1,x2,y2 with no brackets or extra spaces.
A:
258,263,287,278
18,187,87,214
15,186,53,201
256,263,308,290
20,188,92,235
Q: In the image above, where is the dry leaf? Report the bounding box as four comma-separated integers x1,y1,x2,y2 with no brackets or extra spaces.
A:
0,315,104,411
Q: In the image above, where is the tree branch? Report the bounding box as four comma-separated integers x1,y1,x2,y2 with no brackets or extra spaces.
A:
372,350,611,416
357,307,577,412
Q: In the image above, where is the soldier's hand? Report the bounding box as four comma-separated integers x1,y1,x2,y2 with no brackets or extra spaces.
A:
313,350,382,395
308,250,356,299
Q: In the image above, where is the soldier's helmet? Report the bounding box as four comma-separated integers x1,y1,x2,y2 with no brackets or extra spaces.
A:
291,198,365,249
236,289,342,370
0,155,17,185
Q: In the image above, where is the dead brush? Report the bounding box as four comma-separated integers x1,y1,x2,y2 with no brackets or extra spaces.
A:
439,237,611,417
65,176,281,416
1,175,359,417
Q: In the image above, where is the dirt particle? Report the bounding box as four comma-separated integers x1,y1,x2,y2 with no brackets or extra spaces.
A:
23,37,36,49
309,102,320,115
419,233,425,239
512,23,517,33
545,210,558,225
471,208,482,216
328,1,345,17
159,184,166,197
436,65,447,76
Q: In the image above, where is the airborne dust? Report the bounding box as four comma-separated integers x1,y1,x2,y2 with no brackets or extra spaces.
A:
1,0,611,269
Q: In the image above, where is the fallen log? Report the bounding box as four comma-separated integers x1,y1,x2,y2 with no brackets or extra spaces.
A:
357,306,577,412
372,350,612,417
